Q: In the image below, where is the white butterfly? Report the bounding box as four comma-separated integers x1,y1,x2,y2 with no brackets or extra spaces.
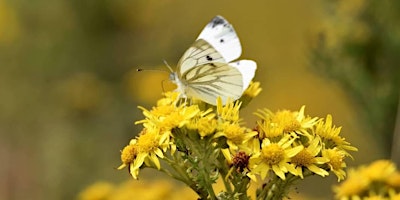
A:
170,15,257,105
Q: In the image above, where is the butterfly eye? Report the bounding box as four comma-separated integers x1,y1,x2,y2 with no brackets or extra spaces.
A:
169,72,177,81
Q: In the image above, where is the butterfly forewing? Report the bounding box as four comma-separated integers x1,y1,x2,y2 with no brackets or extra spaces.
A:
197,15,241,62
177,39,225,76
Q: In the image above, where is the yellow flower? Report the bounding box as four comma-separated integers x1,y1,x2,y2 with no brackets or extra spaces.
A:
363,195,389,200
216,97,241,123
77,181,114,200
361,159,396,182
157,92,180,106
249,135,303,180
187,108,217,137
243,81,262,98
137,102,200,132
333,159,400,199
291,137,329,178
314,115,358,153
215,123,258,150
118,127,169,179
118,143,138,169
322,148,347,181
255,106,318,139
387,172,400,188
333,168,370,199
239,81,262,107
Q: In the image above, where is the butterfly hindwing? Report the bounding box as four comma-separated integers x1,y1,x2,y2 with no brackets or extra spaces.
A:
197,15,241,62
229,60,257,92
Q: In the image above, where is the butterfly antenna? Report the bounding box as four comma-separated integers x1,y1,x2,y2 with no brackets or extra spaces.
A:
163,60,174,72
136,68,169,74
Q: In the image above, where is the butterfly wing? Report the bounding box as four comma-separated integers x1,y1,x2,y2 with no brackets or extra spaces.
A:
229,60,257,92
183,62,243,105
176,39,243,105
177,39,226,76
174,16,255,105
197,15,241,62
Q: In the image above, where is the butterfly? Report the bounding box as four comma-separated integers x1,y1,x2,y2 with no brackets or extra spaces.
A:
169,15,257,105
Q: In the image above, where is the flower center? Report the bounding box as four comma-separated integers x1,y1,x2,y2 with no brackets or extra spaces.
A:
274,111,301,133
329,151,344,170
225,124,244,143
291,149,314,166
137,131,159,153
121,144,137,164
261,144,285,165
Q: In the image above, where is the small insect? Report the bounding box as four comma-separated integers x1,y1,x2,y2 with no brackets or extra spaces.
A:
169,15,257,105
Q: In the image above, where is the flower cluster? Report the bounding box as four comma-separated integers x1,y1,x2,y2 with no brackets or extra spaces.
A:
77,180,197,200
334,160,400,200
118,81,357,200
247,107,358,183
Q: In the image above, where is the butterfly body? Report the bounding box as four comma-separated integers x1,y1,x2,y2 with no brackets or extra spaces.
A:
171,16,256,105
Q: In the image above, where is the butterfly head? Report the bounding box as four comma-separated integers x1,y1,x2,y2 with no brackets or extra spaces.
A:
169,72,187,98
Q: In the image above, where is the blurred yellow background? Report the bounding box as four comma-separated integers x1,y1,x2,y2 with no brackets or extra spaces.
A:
1,0,396,199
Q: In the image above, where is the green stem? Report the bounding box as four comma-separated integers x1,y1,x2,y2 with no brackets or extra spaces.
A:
234,175,250,200
197,138,217,199
172,128,218,199
163,155,194,186
257,173,299,200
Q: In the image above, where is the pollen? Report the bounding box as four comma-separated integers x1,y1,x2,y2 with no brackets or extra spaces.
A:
274,111,301,133
224,124,245,144
136,131,159,153
291,149,314,166
121,144,137,164
261,144,285,165
152,105,176,116
329,151,345,170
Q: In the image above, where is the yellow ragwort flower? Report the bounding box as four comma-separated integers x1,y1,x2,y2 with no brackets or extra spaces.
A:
157,91,180,106
314,115,358,153
77,181,114,200
333,159,400,199
118,126,169,179
387,172,400,188
215,122,258,150
291,137,329,178
333,168,370,200
216,97,242,123
119,143,138,169
137,102,200,132
361,159,397,182
186,108,217,137
322,148,348,181
249,134,303,180
243,81,262,98
255,106,318,139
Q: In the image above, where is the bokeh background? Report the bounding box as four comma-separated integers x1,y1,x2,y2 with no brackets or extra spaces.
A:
0,0,399,199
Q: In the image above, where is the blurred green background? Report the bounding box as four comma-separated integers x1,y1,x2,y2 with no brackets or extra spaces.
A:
0,0,398,199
